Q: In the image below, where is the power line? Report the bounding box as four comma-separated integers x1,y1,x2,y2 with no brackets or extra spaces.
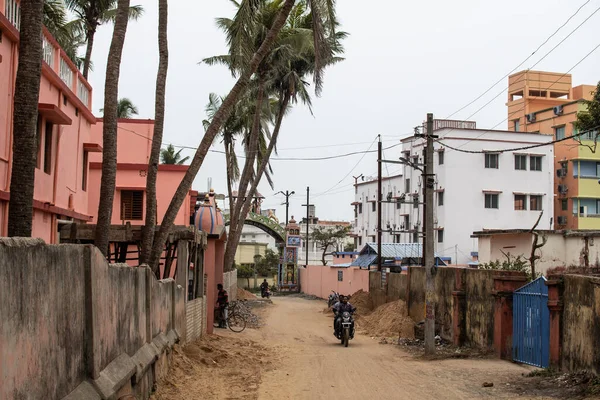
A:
437,125,600,154
446,0,593,120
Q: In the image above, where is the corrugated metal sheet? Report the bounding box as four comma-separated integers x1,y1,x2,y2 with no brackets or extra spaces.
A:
351,254,378,268
366,243,430,259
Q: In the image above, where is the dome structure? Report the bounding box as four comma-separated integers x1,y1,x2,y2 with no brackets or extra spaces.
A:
194,194,221,235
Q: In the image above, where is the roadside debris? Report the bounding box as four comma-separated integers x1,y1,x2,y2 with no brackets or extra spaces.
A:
482,382,494,388
237,287,257,300
357,299,414,339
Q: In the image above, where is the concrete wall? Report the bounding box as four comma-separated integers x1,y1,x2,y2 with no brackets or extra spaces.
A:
0,238,184,400
224,269,238,301
370,267,504,348
478,233,600,274
299,265,369,299
561,275,600,374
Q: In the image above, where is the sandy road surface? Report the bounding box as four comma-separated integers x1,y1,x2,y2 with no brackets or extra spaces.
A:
243,296,540,400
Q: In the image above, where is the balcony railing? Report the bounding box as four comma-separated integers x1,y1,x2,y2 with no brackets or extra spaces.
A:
5,0,20,30
77,79,90,107
59,57,74,88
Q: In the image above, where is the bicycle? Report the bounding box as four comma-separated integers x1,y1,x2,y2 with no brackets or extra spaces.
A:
224,300,247,333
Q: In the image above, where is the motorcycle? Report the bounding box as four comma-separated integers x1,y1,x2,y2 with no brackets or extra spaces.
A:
335,311,355,347
261,288,271,299
328,291,339,308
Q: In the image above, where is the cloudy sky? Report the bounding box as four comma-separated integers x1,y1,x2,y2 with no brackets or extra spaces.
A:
86,0,600,222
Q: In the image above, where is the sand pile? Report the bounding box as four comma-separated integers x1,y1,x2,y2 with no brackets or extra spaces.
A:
357,300,415,339
236,287,257,300
348,289,373,317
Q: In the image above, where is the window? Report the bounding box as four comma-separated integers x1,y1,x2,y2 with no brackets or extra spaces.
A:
36,115,42,169
358,203,362,214
413,196,419,209
358,236,362,246
394,234,400,243
485,153,499,169
438,151,444,165
561,199,568,211
555,126,565,140
120,190,144,220
43,122,53,174
337,270,343,282
411,156,418,166
530,195,542,211
396,200,401,210
412,231,419,243
485,193,499,209
514,154,527,170
404,215,409,229
371,201,376,212
438,191,444,206
437,229,444,243
530,156,542,171
514,119,520,132
82,150,88,191
514,194,527,210
405,178,410,193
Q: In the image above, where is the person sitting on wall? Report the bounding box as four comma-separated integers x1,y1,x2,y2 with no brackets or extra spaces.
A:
216,283,229,328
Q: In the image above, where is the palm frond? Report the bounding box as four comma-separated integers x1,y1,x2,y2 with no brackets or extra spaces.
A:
100,4,144,23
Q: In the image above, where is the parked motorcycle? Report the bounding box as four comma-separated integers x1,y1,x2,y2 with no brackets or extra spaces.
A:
328,291,339,308
335,311,355,347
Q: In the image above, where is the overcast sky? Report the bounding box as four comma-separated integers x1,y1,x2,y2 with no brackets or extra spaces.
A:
86,0,600,222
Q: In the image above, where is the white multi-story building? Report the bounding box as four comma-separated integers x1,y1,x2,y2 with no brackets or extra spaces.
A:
352,122,555,265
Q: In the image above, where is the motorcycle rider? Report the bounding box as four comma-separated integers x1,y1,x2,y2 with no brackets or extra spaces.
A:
260,279,269,297
332,295,356,338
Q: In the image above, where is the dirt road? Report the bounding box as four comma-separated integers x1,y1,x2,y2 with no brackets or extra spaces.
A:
244,296,536,400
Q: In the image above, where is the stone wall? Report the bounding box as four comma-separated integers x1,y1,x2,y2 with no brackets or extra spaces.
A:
0,238,184,400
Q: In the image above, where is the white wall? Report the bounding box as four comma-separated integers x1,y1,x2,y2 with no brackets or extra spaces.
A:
352,127,554,265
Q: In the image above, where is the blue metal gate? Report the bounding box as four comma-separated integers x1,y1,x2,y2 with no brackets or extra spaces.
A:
512,277,550,368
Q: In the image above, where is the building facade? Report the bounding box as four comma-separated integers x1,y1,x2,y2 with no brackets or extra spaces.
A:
507,70,599,229
352,123,555,265
0,3,96,242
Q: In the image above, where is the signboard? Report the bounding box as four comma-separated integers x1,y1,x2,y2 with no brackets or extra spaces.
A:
286,235,301,247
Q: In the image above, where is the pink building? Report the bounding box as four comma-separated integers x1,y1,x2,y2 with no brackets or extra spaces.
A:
87,119,194,227
0,1,96,242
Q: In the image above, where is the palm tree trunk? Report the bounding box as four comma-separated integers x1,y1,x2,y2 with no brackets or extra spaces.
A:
7,0,45,237
224,93,291,271
224,135,235,214
94,0,132,256
82,27,95,79
147,0,296,273
141,0,169,267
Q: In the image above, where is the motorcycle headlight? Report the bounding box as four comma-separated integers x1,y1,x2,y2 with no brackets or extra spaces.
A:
342,311,350,321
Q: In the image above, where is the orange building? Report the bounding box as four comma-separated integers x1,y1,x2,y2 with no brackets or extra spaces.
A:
507,70,598,229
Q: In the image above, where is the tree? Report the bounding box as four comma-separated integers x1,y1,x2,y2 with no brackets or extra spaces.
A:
147,0,339,272
7,0,46,237
574,82,600,145
311,225,351,266
100,98,139,118
256,248,279,276
344,242,354,252
140,0,169,266
94,0,132,256
529,211,547,279
237,264,255,289
159,144,189,165
65,0,143,79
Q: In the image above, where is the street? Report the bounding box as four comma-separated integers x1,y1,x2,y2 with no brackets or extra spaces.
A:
153,296,561,400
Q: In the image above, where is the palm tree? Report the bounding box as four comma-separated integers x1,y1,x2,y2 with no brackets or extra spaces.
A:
141,0,169,268
100,98,139,118
94,0,133,256
65,0,144,79
147,0,338,271
160,145,189,165
43,1,88,70
7,0,46,237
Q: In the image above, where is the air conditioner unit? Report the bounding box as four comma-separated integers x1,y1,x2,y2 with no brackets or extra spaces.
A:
553,105,564,116
557,169,566,178
557,216,567,225
526,113,537,123
558,184,568,194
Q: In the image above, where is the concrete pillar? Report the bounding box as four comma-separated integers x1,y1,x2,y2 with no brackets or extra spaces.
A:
492,274,528,359
546,277,564,368
452,268,466,346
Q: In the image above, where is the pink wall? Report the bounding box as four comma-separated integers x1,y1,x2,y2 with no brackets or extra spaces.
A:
89,119,154,164
299,265,370,299
0,14,95,242
332,253,357,265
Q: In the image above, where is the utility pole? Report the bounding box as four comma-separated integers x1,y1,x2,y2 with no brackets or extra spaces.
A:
276,190,295,226
301,187,313,267
421,147,427,267
377,135,382,272
423,113,436,355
